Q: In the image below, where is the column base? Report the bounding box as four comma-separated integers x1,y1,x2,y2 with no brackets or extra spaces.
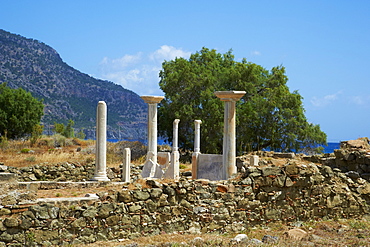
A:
90,175,110,182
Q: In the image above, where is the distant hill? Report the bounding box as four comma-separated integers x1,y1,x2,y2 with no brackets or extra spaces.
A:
0,29,147,140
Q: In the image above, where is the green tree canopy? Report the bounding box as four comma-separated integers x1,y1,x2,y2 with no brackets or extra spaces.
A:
158,47,327,154
0,83,44,139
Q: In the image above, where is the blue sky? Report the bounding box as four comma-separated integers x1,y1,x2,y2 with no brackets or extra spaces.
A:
1,0,369,142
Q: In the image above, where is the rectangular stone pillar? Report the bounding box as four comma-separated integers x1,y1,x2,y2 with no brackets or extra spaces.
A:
122,148,131,182
215,91,246,179
250,155,259,166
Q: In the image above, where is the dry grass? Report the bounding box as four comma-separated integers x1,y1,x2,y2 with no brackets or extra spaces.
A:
37,184,125,198
0,137,100,168
78,218,370,246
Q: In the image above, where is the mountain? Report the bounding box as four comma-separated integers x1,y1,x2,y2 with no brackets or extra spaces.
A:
0,29,147,140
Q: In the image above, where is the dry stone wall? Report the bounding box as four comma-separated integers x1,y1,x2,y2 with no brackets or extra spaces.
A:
1,163,369,246
305,148,370,182
0,162,122,182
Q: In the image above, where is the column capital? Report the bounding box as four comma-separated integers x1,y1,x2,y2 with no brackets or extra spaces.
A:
141,96,164,104
214,91,246,101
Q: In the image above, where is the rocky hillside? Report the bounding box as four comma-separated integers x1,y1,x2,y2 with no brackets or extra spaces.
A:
0,29,147,139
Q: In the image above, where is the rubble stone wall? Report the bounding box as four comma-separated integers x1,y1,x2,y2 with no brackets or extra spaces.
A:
305,148,370,181
0,162,122,182
1,163,369,246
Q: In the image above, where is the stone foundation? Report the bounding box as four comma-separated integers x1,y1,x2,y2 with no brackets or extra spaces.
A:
0,163,369,245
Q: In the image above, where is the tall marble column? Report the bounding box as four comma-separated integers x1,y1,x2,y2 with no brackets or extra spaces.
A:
140,96,164,178
192,120,202,179
92,101,110,181
214,91,246,179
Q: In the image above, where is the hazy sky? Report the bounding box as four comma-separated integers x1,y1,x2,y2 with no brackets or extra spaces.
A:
1,0,369,142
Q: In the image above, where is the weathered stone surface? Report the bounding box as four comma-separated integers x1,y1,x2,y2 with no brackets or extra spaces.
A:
283,228,308,240
285,163,300,175
0,232,12,242
0,207,11,216
106,215,120,226
82,207,98,219
1,195,17,205
98,203,115,218
132,190,150,201
197,154,223,181
150,188,163,198
117,189,133,203
3,218,19,227
233,233,248,242
2,146,370,245
273,152,295,159
34,230,59,243
71,217,87,228
261,167,282,176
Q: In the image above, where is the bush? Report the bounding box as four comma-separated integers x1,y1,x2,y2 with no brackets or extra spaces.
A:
53,134,66,147
37,137,55,148
20,148,30,153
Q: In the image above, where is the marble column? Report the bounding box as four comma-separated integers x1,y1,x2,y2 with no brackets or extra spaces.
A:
140,96,164,178
192,120,202,179
164,119,180,179
92,101,110,181
214,91,246,179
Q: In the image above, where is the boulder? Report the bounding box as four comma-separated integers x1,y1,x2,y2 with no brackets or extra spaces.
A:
283,228,308,240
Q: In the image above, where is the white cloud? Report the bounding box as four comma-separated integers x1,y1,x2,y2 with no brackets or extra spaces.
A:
150,45,191,61
349,95,370,106
310,91,342,107
351,96,364,105
251,50,261,56
100,53,142,69
98,46,191,95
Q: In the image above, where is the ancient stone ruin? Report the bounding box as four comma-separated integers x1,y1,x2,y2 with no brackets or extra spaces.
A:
0,99,370,245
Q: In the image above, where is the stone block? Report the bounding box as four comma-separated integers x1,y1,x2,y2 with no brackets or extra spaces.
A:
273,152,295,159
250,155,259,166
158,152,170,169
0,173,16,182
197,154,223,181
141,159,157,178
261,167,282,176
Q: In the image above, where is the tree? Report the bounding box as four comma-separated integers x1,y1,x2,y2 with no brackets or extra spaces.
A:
30,124,44,147
54,123,65,135
0,83,44,139
64,119,75,138
158,47,327,154
53,119,75,138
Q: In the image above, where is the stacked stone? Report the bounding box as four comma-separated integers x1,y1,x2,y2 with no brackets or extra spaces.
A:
0,162,123,182
0,163,369,245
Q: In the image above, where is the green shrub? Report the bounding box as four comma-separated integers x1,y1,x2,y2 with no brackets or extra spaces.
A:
21,148,31,153
53,134,66,147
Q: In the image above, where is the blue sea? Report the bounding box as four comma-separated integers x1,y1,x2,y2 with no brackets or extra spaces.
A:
322,142,340,153
107,139,340,154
